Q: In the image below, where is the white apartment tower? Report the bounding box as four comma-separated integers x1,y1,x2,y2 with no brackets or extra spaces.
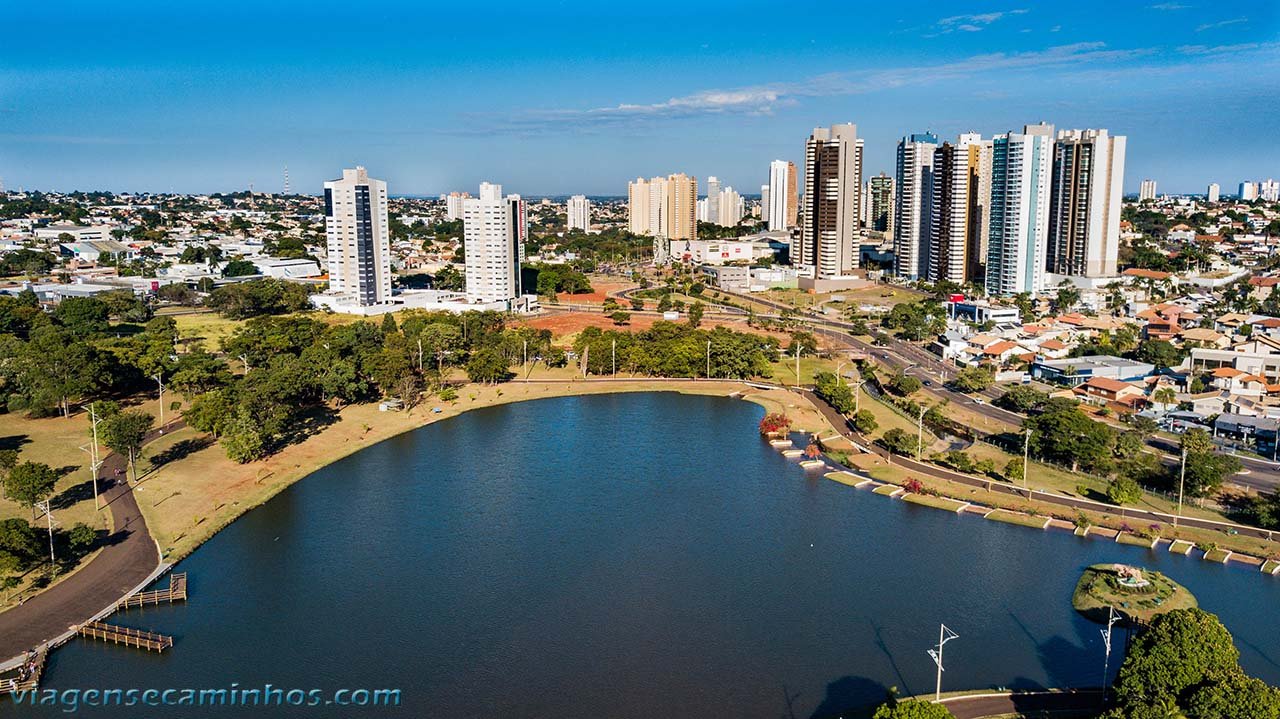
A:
628,178,651,234
463,182,527,304
323,167,392,306
1207,183,1220,203
705,176,721,225
1046,128,1127,278
801,124,863,277
1240,181,1259,201
444,191,470,221
567,195,590,231
894,132,938,280
1262,179,1280,203
985,123,1054,296
717,186,744,227
767,160,798,231
1139,179,1157,201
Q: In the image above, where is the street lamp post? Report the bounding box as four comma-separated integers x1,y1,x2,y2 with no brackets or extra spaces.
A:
153,374,166,428
917,405,926,460
1023,429,1031,497
928,624,960,702
1175,446,1187,529
706,340,712,380
1100,606,1119,702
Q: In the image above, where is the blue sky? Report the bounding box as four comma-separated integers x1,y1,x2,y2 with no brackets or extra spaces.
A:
1,1,1277,197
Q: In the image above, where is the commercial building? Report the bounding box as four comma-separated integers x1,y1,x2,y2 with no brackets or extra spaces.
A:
567,195,590,231
35,224,113,244
801,124,863,278
1139,179,1157,201
893,132,937,280
1207,183,1220,203
323,166,392,306
1031,355,1154,386
767,160,798,231
463,182,526,304
1046,128,1126,278
985,123,1054,296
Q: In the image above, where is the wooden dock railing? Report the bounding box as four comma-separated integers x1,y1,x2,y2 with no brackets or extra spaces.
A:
78,622,174,652
0,646,47,695
116,572,188,610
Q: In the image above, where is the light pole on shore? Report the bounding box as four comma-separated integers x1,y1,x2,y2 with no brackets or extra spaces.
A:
153,375,166,428
1100,605,1118,702
928,624,959,702
1023,429,1031,497
1175,446,1187,529
916,405,926,460
706,340,711,380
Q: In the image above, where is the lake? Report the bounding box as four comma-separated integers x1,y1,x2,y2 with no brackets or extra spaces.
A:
20,392,1280,718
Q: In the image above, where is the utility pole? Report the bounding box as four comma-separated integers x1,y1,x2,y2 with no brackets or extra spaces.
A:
1175,446,1187,528
153,374,165,428
613,339,617,377
706,340,711,380
87,403,104,510
917,405,926,460
1023,429,1031,497
36,499,56,574
794,344,801,386
417,338,424,372
928,624,959,702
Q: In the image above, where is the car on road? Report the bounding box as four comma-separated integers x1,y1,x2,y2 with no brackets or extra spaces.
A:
923,380,933,386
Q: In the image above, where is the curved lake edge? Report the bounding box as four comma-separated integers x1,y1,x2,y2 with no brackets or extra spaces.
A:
144,380,813,566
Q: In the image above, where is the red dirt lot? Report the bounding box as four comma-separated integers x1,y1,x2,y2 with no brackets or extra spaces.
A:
514,312,792,344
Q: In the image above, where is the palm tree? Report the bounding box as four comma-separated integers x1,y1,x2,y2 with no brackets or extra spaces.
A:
1154,386,1177,410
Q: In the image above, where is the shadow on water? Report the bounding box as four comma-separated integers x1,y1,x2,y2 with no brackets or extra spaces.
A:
1008,610,1098,690
806,675,893,719
870,620,913,697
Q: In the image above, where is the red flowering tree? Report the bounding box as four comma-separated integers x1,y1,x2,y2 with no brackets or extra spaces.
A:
903,478,925,495
804,443,822,459
758,413,792,436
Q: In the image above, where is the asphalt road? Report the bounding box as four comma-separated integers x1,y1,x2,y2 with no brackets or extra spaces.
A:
0,424,169,666
939,689,1104,719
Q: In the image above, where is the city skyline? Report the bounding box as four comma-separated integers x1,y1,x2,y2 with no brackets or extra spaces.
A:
1,1,1277,196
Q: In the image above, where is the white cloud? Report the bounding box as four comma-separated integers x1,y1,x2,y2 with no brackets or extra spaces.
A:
925,8,1030,37
1196,17,1248,31
471,42,1156,134
1149,3,1190,9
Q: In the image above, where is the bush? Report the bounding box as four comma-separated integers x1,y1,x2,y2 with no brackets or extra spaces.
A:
852,409,877,434
759,413,791,436
1108,476,1143,506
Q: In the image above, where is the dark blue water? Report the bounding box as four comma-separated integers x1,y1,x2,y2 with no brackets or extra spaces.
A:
16,393,1280,718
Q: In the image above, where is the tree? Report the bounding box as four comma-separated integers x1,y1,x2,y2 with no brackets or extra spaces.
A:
0,518,40,563
881,428,920,456
101,410,154,483
1004,457,1025,481
1135,339,1185,370
758,413,791,435
630,297,645,311
53,297,110,336
222,259,259,277
1183,671,1280,719
1113,608,1240,708
1178,427,1241,497
184,389,235,437
4,462,58,518
466,348,512,384
221,406,267,463
68,522,96,551
1153,386,1177,410
887,373,923,397
688,301,705,329
18,325,106,417
951,366,994,393
1108,476,1143,505
852,409,878,434
609,311,631,326
814,372,855,414
995,385,1048,413
872,700,954,719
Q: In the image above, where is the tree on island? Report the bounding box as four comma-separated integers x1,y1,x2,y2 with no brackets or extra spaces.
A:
872,699,954,719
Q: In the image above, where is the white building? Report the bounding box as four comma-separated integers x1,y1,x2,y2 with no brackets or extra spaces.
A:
928,132,983,285
444,192,470,221
567,195,590,231
767,159,797,231
801,123,863,278
463,182,526,304
1240,181,1259,201
1139,179,1157,201
323,167,391,306
705,176,721,225
1047,128,1126,278
985,123,1054,296
717,186,743,227
1262,179,1280,203
35,224,113,244
1207,183,1220,203
894,132,938,280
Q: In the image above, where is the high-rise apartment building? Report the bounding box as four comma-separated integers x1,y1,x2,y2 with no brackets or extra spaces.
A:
985,123,1054,296
767,160,798,231
717,186,744,227
1046,128,1126,278
1207,183,1220,203
444,191,470,221
928,133,984,285
1240,181,1259,201
1261,179,1280,203
628,178,651,234
894,132,938,280
760,185,771,222
567,194,590,231
627,174,696,242
801,124,863,277
323,167,391,306
1139,179,1157,201
868,173,894,235
463,182,526,304
705,176,721,225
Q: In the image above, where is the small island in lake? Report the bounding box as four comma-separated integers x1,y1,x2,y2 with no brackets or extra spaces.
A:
1072,563,1198,624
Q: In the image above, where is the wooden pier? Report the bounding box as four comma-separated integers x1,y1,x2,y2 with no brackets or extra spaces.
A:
117,572,187,610
0,646,47,695
77,622,174,652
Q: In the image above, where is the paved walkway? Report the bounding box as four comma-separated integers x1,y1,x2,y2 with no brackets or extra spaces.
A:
940,689,1103,718
0,423,175,666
